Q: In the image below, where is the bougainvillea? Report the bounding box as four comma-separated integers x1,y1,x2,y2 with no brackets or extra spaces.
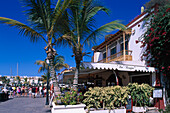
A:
137,5,170,76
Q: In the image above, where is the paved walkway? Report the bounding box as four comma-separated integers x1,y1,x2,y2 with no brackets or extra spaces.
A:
0,97,51,113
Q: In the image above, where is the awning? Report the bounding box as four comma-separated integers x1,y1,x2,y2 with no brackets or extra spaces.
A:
82,62,155,72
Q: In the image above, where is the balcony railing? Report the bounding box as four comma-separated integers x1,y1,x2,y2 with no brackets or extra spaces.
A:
98,50,132,63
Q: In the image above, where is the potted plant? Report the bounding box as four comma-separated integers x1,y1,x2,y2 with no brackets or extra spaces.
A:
83,87,107,112
127,83,154,112
52,88,86,113
106,86,129,113
83,86,129,113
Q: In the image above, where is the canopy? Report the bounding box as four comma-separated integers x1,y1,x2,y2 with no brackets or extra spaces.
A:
81,62,155,72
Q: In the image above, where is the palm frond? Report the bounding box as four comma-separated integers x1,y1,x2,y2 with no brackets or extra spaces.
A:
50,0,72,34
83,20,125,46
0,17,47,43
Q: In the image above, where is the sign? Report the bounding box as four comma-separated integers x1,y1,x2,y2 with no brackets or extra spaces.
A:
126,98,133,113
153,88,162,98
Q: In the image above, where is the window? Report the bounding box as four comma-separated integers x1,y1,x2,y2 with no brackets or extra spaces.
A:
103,52,106,59
111,47,116,55
120,41,128,51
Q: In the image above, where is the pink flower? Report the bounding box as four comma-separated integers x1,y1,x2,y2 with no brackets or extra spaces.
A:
150,44,153,47
162,32,167,35
162,67,165,69
151,38,155,42
148,33,152,37
155,37,159,40
166,8,170,12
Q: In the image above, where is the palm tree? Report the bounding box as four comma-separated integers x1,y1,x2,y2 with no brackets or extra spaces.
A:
0,76,7,85
24,77,28,85
0,0,72,94
35,55,69,73
56,0,125,88
35,55,69,84
16,76,21,85
41,73,50,84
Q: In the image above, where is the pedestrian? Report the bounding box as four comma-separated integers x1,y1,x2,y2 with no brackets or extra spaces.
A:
42,86,44,97
32,86,36,98
29,87,32,98
39,86,42,97
22,86,25,96
25,86,28,97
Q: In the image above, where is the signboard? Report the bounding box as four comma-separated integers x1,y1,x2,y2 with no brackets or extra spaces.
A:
126,98,133,113
153,88,162,98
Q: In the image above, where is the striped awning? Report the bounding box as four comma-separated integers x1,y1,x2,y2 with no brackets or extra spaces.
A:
82,62,155,72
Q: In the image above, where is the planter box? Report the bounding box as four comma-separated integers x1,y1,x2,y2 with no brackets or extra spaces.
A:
51,102,86,113
89,109,126,113
132,106,146,113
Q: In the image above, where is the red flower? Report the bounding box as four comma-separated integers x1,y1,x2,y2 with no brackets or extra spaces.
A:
166,8,170,12
150,28,154,31
135,40,139,44
147,65,150,67
163,74,166,76
162,32,167,35
150,44,153,47
151,38,155,42
163,14,165,17
147,61,150,63
162,67,165,69
155,37,159,40
148,33,152,37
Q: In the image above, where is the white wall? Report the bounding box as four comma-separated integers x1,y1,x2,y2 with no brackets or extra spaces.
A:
94,52,103,62
128,18,147,64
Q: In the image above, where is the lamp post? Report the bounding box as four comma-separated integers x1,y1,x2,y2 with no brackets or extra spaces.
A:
45,59,50,105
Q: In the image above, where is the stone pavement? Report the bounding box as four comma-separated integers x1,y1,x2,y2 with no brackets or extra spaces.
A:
0,97,51,113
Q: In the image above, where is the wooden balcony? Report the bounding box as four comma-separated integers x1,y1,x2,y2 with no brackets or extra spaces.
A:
98,50,132,63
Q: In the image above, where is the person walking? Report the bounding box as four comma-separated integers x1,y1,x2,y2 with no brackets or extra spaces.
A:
29,87,32,98
25,86,28,97
21,86,25,96
32,86,36,98
39,86,42,98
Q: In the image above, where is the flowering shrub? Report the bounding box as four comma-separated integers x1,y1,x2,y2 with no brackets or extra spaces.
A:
137,5,170,76
54,88,83,105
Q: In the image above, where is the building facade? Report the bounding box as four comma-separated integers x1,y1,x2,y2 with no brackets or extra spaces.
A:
60,6,167,109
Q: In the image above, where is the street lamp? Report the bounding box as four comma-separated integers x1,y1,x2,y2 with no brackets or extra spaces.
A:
45,58,50,105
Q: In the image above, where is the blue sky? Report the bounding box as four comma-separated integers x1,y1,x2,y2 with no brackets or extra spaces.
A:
0,0,150,76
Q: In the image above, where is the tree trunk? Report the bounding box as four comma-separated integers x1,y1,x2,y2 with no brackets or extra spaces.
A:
48,53,61,96
73,62,80,89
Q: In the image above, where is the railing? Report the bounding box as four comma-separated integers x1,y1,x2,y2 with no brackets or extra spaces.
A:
97,50,132,63
98,58,106,63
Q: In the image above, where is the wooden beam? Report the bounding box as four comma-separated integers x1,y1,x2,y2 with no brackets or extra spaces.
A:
106,44,108,62
123,32,126,61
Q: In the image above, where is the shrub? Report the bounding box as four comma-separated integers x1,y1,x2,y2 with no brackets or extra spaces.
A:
127,83,154,107
83,86,129,110
54,88,83,105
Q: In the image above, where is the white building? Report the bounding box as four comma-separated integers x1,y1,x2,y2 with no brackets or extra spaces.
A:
61,5,167,109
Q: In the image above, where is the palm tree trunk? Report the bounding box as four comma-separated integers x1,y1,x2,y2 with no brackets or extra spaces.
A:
48,54,61,95
73,62,80,89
